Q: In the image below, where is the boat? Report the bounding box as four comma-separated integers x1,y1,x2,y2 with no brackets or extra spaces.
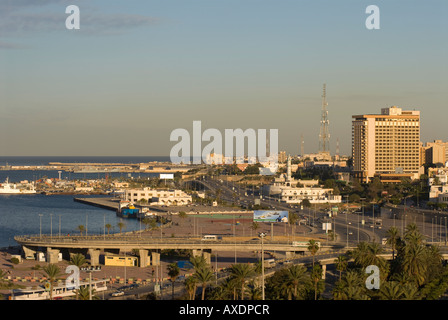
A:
0,178,37,194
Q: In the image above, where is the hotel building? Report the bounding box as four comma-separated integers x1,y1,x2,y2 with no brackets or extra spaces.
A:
352,106,423,183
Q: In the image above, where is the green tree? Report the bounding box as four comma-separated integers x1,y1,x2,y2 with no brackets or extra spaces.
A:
42,264,61,300
167,263,180,300
184,276,198,300
70,253,87,269
307,240,320,267
76,285,99,300
310,264,323,300
229,263,256,300
386,226,400,260
282,264,310,300
105,223,112,234
335,255,348,281
117,221,126,233
193,266,215,300
77,225,85,236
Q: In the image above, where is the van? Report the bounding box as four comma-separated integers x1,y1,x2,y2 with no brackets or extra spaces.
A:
201,235,221,241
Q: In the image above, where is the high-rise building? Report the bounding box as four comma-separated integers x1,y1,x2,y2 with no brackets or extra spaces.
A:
352,106,423,183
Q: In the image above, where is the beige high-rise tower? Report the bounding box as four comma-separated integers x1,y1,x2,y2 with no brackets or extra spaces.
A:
352,106,422,183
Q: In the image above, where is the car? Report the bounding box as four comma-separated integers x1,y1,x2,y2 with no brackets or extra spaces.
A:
111,291,125,297
129,284,140,289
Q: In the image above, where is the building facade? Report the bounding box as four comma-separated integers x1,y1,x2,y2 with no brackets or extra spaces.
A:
125,187,192,206
352,106,422,183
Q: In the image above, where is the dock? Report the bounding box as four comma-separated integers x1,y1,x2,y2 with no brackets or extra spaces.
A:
74,197,120,211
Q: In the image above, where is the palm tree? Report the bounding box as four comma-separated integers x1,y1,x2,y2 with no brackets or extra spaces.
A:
77,225,85,236
70,253,87,269
310,264,322,300
378,281,403,300
229,263,255,300
167,263,180,300
185,276,198,300
190,255,207,270
246,280,262,300
193,266,215,300
105,223,112,234
404,223,424,246
282,264,309,300
386,226,400,260
76,285,99,300
402,243,428,286
42,264,61,300
249,222,259,237
117,221,126,233
307,240,320,267
335,255,348,281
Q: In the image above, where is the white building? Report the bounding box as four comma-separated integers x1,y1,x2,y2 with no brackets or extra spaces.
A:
125,187,192,206
263,155,342,204
429,169,448,203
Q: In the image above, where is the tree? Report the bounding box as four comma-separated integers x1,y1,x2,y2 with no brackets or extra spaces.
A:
229,263,256,300
335,255,348,281
184,276,198,300
105,223,112,234
70,253,87,269
307,240,320,267
77,225,85,236
193,265,215,300
42,264,61,300
378,281,403,300
117,221,126,233
76,285,99,300
167,263,180,300
385,227,400,260
282,264,310,300
310,264,323,300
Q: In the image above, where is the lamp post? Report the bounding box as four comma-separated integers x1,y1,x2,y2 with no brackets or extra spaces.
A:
259,232,267,300
39,214,43,240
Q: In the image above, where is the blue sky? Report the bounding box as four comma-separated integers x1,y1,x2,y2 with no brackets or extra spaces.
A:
0,0,447,156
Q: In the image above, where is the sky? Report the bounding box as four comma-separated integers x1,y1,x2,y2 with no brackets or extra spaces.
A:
0,0,447,157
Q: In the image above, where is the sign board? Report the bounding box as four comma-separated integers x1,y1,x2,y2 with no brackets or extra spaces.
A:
159,173,174,180
322,222,332,232
254,210,288,223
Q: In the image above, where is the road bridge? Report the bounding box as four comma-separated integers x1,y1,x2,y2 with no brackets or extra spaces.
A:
14,234,332,268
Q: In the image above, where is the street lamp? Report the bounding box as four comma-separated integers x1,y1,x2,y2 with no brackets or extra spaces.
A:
39,214,43,240
258,232,267,301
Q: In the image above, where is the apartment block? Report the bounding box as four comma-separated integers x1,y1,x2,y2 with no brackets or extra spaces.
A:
352,106,423,183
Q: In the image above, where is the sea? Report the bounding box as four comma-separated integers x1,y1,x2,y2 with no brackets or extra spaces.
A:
0,156,170,248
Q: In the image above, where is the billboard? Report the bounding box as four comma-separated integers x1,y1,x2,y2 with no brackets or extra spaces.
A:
159,173,174,179
254,210,288,223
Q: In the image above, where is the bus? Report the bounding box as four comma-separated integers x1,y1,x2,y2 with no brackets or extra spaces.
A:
201,235,221,241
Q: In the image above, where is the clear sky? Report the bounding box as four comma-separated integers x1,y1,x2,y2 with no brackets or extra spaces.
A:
0,0,447,156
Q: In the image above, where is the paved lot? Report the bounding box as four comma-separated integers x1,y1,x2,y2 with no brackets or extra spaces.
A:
0,212,317,298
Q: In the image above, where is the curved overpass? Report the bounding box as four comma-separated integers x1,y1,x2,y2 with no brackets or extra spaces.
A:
14,234,333,266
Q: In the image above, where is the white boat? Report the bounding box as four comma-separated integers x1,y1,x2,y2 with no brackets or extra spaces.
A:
0,178,37,194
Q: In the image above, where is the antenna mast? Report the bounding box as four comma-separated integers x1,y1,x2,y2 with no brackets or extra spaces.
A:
319,84,330,157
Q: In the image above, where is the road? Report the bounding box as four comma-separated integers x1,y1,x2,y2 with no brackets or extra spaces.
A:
196,176,448,249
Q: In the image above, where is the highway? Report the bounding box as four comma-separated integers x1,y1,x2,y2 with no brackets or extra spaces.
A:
193,176,448,249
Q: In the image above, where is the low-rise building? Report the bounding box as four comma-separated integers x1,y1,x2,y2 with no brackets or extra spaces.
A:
125,187,192,206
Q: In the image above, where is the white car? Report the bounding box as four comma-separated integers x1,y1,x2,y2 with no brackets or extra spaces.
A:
111,291,125,297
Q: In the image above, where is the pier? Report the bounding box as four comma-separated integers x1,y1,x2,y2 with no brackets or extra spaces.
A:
74,197,120,211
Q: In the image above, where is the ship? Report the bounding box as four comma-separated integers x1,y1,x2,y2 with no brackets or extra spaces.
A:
0,178,37,194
